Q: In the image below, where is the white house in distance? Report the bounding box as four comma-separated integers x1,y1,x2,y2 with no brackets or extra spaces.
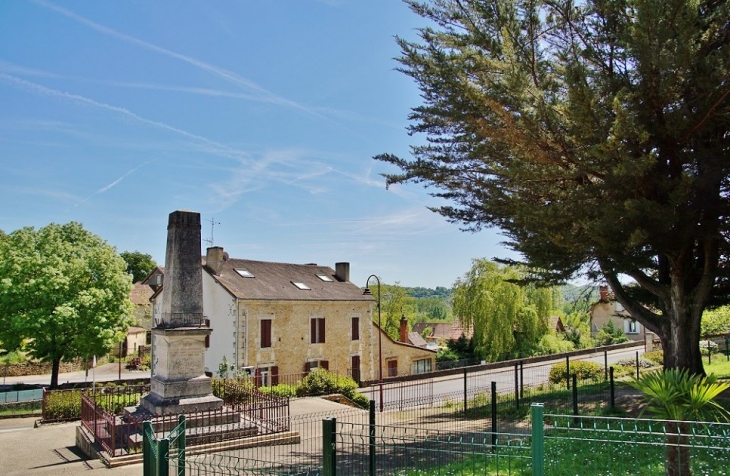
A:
150,246,436,384
590,286,646,341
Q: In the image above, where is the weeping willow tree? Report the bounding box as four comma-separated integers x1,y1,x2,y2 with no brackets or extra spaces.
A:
453,259,559,360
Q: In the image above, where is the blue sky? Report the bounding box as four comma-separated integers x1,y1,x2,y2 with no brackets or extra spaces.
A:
0,0,515,289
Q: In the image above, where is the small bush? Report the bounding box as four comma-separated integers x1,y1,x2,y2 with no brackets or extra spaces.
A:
642,350,664,365
43,389,82,421
259,384,297,398
548,361,603,384
616,357,654,369
349,392,370,409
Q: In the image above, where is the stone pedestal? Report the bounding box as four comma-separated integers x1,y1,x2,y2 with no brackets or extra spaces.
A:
140,327,223,415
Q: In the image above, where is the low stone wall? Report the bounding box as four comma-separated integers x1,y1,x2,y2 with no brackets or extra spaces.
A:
2,360,83,377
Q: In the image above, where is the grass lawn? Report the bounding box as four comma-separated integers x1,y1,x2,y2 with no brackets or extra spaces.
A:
705,357,730,379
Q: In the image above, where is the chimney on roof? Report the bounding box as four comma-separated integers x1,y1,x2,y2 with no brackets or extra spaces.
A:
206,246,226,275
399,315,409,343
599,285,610,301
335,262,350,282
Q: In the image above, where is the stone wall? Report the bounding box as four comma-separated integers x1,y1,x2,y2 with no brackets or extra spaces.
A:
2,360,82,377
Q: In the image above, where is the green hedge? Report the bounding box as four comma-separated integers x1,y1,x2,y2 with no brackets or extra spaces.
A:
549,361,603,384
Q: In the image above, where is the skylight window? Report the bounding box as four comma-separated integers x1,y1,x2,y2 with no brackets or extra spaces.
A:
292,281,311,290
316,274,333,282
235,268,254,278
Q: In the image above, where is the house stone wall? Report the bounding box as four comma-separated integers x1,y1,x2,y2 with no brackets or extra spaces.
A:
590,301,644,342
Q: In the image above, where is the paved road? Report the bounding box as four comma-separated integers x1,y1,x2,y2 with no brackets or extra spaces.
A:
1,363,149,389
361,345,644,409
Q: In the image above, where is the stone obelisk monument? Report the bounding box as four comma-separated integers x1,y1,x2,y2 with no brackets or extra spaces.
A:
140,210,222,414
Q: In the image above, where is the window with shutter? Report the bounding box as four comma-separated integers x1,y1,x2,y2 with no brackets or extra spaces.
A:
351,317,359,341
261,319,272,348
310,317,325,343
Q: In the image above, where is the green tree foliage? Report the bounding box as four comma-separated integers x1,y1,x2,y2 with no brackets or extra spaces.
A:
701,306,730,335
369,282,417,341
0,222,133,388
453,259,558,360
595,320,630,346
120,250,157,283
376,0,730,374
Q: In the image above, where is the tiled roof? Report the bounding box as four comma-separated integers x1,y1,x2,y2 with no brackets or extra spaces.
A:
412,322,473,340
407,332,428,348
206,258,374,302
130,283,154,305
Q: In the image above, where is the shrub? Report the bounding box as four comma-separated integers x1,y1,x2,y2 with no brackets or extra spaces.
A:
548,361,603,384
595,320,630,346
43,389,82,421
535,334,575,355
259,384,297,398
616,357,654,369
643,350,664,365
349,392,370,409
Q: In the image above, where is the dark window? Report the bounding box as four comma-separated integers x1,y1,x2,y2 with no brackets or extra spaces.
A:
351,355,361,383
311,317,325,343
261,319,272,348
387,360,398,377
351,317,360,341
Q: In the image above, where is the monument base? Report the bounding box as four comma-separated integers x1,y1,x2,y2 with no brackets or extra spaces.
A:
139,391,223,415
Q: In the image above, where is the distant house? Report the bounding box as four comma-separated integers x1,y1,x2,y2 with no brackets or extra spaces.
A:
589,286,645,342
150,247,436,383
548,316,565,333
412,322,473,346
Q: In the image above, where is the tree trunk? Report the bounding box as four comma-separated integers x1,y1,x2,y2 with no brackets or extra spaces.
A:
666,421,692,476
658,294,705,376
50,357,61,389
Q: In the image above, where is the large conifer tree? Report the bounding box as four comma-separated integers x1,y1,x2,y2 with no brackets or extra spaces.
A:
377,0,729,373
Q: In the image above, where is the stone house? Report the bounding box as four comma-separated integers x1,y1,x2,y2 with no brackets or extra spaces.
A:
589,286,645,342
150,246,436,384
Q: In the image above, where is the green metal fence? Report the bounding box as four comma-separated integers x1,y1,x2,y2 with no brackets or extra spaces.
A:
143,414,186,476
152,403,730,475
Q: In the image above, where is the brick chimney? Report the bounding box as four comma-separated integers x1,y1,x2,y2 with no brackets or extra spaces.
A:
205,246,226,275
599,286,610,301
399,315,409,343
335,262,350,282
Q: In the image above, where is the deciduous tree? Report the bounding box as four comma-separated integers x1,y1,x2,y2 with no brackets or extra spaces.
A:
377,0,730,373
0,222,133,387
453,259,557,360
120,250,157,283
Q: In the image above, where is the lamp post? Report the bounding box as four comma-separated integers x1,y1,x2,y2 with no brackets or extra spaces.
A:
364,274,384,412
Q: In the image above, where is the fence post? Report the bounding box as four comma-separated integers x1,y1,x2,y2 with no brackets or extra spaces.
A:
635,351,640,379
157,437,169,476
604,350,608,381
491,381,497,449
531,403,544,476
463,367,468,413
572,374,578,416
565,356,570,389
178,414,186,476
609,367,615,410
514,363,519,409
369,401,375,476
323,418,336,476
520,361,524,400
143,420,152,476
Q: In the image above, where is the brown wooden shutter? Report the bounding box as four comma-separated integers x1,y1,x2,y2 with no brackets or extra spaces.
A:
261,319,271,348
304,361,311,375
271,366,279,385
310,319,317,343
255,368,262,387
319,318,326,343
320,360,329,371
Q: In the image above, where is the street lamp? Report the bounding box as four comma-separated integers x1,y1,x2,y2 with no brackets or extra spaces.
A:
363,274,383,412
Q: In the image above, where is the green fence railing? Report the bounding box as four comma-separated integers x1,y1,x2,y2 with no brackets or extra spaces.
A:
148,403,730,475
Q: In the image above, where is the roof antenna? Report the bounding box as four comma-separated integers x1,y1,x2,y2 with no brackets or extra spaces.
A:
203,217,221,247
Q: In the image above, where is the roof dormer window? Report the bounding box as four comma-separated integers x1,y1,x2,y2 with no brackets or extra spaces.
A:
292,281,311,290
316,274,333,282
